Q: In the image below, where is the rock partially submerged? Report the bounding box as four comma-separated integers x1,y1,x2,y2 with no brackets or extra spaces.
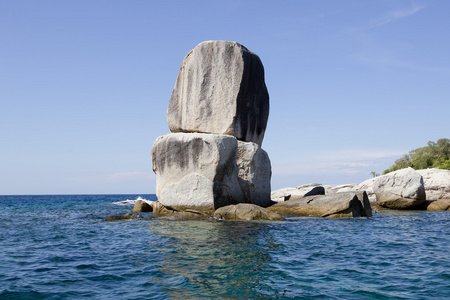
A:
103,213,144,221
132,200,153,212
426,199,450,211
214,203,284,221
373,167,426,209
267,191,372,218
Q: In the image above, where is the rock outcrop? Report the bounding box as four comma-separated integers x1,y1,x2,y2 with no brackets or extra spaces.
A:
167,41,269,146
373,167,426,209
417,168,450,200
214,203,284,221
271,183,325,202
325,177,377,203
151,41,271,212
267,191,372,218
426,199,450,211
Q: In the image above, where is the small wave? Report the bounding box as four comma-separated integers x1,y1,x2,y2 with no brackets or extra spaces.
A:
112,196,153,206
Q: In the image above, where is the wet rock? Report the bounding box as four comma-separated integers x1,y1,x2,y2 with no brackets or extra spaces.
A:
267,191,372,218
214,203,284,221
426,199,450,211
167,40,269,146
150,201,175,215
103,213,143,221
373,167,426,209
132,200,153,212
158,211,210,221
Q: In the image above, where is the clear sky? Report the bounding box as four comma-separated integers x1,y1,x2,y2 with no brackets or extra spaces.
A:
1,0,449,195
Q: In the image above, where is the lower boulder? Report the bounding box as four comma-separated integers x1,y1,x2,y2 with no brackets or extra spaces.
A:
214,203,284,221
152,133,244,212
151,133,272,212
267,191,372,218
426,200,450,211
373,167,426,209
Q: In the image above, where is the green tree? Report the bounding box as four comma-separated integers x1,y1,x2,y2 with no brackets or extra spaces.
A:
370,171,380,178
384,138,450,174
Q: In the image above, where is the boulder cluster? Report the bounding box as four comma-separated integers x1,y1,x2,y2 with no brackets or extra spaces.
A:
151,41,272,212
272,167,450,212
104,41,449,222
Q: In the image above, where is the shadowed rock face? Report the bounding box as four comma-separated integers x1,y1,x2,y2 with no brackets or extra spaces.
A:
167,41,269,146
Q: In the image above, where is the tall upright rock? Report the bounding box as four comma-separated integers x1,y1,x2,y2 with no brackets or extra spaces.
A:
152,41,272,212
167,41,269,146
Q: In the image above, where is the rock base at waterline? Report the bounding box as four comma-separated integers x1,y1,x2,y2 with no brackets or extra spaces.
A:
267,191,372,218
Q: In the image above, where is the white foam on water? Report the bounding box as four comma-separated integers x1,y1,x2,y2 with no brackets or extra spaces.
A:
112,196,153,206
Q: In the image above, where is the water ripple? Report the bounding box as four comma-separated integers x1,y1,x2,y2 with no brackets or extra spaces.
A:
0,195,449,299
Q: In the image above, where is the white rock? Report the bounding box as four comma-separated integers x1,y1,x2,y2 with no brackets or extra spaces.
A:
271,183,324,202
151,133,272,211
417,168,450,200
236,141,272,207
325,177,377,203
167,40,269,146
373,167,426,209
151,133,244,211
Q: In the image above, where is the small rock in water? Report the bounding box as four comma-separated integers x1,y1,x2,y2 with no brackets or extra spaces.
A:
426,200,450,211
103,213,143,221
133,200,153,212
214,203,284,221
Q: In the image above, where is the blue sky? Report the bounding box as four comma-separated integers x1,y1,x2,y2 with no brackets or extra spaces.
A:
1,0,449,195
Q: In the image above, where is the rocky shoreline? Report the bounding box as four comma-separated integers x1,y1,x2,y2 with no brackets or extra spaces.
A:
104,167,449,222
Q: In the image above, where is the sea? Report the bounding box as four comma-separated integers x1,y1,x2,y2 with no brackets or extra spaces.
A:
0,194,449,299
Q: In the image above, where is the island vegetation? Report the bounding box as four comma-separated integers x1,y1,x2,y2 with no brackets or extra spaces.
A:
383,138,450,174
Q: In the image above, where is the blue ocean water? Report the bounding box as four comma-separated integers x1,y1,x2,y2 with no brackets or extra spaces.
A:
0,195,449,299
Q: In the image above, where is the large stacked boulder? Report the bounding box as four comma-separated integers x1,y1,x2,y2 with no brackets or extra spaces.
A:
167,40,269,146
152,41,272,212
